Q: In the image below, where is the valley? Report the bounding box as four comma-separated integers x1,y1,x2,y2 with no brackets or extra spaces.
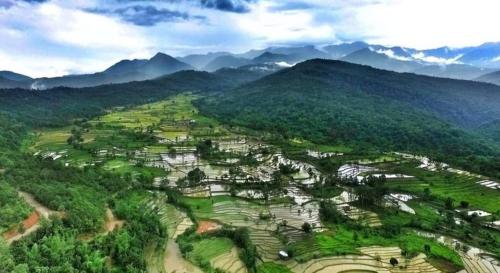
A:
4,92,497,273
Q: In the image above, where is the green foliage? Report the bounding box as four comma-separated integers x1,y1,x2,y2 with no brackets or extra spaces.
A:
10,219,110,273
197,60,500,179
0,183,32,231
257,262,293,273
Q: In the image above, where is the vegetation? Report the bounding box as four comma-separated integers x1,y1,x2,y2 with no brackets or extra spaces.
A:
0,183,32,232
196,59,500,179
0,60,499,273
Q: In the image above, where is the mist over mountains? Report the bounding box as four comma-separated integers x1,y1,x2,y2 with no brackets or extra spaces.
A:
2,41,500,90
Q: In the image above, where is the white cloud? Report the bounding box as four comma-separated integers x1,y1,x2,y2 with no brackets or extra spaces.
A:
371,48,412,61
348,0,500,49
1,0,500,77
0,1,153,77
237,1,335,45
412,52,463,65
37,3,150,50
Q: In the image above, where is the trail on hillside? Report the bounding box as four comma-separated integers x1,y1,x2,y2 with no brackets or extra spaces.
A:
4,191,56,244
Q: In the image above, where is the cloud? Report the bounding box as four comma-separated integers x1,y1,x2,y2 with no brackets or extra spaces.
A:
267,1,314,12
200,0,255,13
0,0,48,9
2,0,500,78
90,5,202,26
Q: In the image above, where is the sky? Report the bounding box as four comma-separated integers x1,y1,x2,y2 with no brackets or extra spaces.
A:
1,0,500,78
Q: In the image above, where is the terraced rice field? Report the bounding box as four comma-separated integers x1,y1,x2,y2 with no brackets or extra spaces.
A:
384,164,499,213
249,229,284,261
289,246,441,273
212,247,248,273
147,195,192,239
359,246,441,273
461,253,500,273
336,204,382,227
192,199,275,230
270,202,322,231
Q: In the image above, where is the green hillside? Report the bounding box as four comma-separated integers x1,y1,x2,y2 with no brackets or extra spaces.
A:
196,59,500,178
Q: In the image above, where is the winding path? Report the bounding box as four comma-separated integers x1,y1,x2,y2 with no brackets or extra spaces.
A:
4,192,56,244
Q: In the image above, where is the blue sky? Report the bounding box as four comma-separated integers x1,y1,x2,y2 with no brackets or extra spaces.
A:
1,0,500,77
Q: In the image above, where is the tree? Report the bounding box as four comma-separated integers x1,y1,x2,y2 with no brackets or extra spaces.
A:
424,244,431,254
390,257,399,267
445,197,454,210
187,168,206,186
460,201,469,208
302,222,312,233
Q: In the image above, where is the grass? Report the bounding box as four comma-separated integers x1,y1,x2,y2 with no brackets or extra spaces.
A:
384,162,500,213
102,159,167,178
290,225,463,268
287,138,353,153
257,262,293,273
181,196,239,215
189,237,233,262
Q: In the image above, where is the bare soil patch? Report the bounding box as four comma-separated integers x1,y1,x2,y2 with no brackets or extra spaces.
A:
196,220,221,234
3,211,40,242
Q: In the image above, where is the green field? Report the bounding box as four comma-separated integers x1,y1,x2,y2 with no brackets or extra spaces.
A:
16,92,499,273
257,262,293,273
384,162,499,213
290,225,463,267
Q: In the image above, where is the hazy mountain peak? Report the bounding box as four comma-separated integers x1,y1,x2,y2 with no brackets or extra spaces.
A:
0,70,32,82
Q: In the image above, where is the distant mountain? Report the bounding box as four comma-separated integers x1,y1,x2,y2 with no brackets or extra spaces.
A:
30,53,193,89
178,52,230,70
3,41,500,89
323,41,369,59
142,53,194,77
413,64,494,80
204,55,251,72
458,42,500,68
197,59,500,161
267,45,330,60
341,47,422,73
235,49,267,59
476,70,500,85
103,59,148,75
0,76,30,89
0,71,32,82
234,45,329,61
251,52,296,64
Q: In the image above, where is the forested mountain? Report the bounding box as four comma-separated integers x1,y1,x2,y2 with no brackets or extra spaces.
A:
30,53,193,90
323,41,369,59
0,69,265,127
203,55,251,72
178,52,231,69
196,59,500,175
252,52,293,64
341,48,422,73
0,53,194,90
413,64,493,80
0,71,32,82
3,42,500,90
0,76,30,89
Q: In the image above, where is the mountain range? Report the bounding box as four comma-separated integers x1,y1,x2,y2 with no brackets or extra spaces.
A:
196,59,500,163
2,57,499,177
2,41,500,90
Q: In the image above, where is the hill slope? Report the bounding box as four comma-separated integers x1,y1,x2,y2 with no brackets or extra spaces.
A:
0,69,265,127
476,70,500,85
0,71,32,82
196,59,500,175
29,53,193,90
